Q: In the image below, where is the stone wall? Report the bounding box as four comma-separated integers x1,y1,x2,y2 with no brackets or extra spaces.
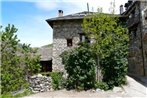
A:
52,20,82,72
128,23,144,75
128,1,147,76
142,1,147,76
141,1,147,76
29,74,52,93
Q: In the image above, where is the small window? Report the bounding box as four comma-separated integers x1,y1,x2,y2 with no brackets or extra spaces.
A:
133,31,137,37
80,34,85,42
67,39,72,47
144,11,147,20
79,34,90,43
132,29,137,38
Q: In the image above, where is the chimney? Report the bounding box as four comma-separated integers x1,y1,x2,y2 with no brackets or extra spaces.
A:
58,10,63,17
120,5,124,14
124,3,129,10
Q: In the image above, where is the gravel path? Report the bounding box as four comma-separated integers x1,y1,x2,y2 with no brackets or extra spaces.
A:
23,76,147,98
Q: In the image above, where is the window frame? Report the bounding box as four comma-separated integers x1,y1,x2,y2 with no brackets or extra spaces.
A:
67,38,73,47
79,33,90,43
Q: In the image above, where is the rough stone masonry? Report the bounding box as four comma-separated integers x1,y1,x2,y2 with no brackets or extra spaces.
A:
29,74,52,93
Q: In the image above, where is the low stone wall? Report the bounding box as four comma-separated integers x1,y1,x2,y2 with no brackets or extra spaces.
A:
29,74,52,93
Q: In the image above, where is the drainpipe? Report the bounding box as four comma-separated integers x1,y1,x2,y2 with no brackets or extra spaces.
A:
139,1,145,76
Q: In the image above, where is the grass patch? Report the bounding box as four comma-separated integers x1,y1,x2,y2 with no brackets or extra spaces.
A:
1,89,33,98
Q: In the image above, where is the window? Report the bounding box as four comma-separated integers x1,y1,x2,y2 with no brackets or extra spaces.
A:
67,39,72,47
144,10,147,20
142,7,147,25
131,29,137,38
79,34,90,43
132,10,135,18
133,30,137,38
80,34,85,42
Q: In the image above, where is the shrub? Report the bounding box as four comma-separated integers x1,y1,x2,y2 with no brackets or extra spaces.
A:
1,93,15,98
61,47,96,90
50,72,65,90
100,47,128,89
39,72,51,76
95,81,109,91
1,89,32,98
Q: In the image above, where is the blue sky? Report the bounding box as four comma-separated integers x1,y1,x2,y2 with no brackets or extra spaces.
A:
1,0,128,47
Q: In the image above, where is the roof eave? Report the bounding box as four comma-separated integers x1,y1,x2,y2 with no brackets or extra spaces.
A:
46,18,83,28
123,1,138,16
46,20,53,28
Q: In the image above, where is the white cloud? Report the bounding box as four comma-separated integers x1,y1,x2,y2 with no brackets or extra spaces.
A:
35,1,58,11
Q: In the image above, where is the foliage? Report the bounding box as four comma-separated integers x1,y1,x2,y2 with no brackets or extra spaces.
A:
0,89,33,98
39,72,51,76
0,93,15,98
50,72,65,90
1,24,41,94
82,13,128,89
95,81,109,91
37,72,65,90
19,44,41,76
42,44,53,48
100,49,128,89
61,47,96,90
13,89,33,98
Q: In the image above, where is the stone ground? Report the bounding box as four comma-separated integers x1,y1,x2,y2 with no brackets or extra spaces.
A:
23,76,147,98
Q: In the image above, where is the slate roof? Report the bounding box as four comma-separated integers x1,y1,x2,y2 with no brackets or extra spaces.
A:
46,11,123,28
122,1,138,16
37,47,52,61
46,11,94,28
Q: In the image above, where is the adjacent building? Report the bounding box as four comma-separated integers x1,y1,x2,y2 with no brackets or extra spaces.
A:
122,0,147,76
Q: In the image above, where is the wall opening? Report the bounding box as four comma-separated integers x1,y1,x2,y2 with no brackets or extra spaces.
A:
67,39,72,47
40,60,52,72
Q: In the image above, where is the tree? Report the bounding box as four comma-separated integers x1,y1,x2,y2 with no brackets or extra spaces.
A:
1,24,41,94
82,12,128,84
1,24,26,93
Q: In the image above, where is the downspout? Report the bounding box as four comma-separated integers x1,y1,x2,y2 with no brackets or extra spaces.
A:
139,1,145,76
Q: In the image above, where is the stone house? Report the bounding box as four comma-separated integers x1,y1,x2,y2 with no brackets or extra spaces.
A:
46,0,147,77
122,0,147,76
46,11,92,72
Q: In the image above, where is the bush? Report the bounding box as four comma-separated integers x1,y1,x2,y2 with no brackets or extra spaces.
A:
95,81,109,91
61,47,96,90
50,72,65,90
39,72,51,76
100,48,128,89
0,89,32,98
1,93,15,98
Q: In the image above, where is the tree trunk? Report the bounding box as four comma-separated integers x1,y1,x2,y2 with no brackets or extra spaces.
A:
96,55,102,82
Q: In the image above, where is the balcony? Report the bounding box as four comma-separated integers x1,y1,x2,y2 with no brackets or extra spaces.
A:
126,15,140,28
